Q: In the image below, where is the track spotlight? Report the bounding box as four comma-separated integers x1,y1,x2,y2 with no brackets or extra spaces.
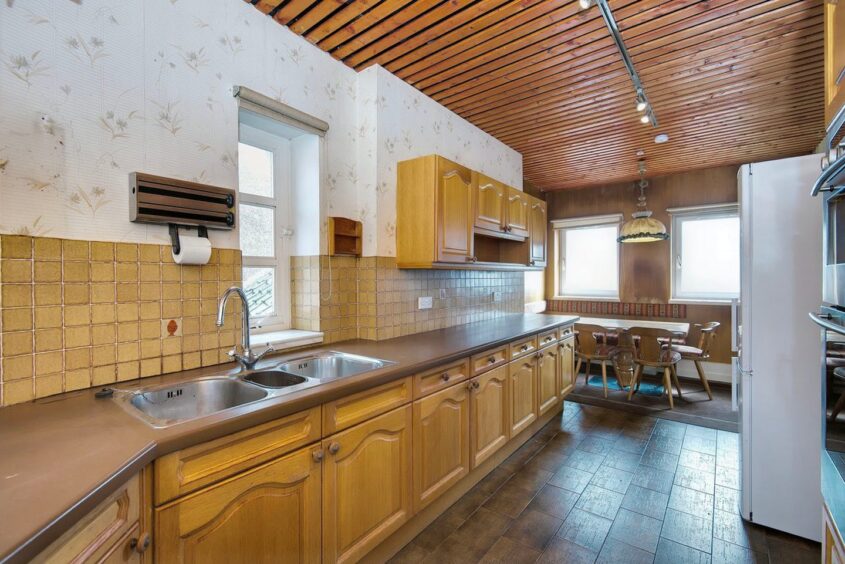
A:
579,0,592,9
640,114,650,124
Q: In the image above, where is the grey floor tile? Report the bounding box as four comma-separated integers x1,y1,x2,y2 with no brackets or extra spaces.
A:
578,436,617,455
641,447,680,472
668,485,715,520
537,537,597,564
590,465,634,494
679,449,717,473
504,509,564,550
621,484,670,520
674,465,716,494
483,479,537,519
661,508,713,553
575,484,625,520
557,507,614,553
712,509,768,553
566,449,607,473
548,465,594,495
608,507,663,553
654,538,712,564
683,435,717,456
715,465,740,489
631,464,676,495
480,537,542,564
650,434,684,455
388,542,429,564
509,465,554,494
603,449,643,473
766,529,821,564
714,485,740,514
527,484,580,520
423,507,512,563
596,537,655,564
711,538,768,564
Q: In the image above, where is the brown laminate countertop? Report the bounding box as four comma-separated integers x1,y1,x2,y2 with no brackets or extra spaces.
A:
0,313,578,563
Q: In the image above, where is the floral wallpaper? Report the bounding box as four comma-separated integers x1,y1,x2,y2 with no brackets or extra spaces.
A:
0,1,522,257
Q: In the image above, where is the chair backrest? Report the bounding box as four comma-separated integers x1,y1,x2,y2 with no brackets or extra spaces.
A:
695,322,720,358
630,327,684,364
574,324,610,356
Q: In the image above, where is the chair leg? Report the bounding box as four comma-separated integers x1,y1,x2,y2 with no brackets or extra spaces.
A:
671,365,684,400
601,361,608,398
694,360,713,400
575,357,582,381
831,393,845,422
584,360,592,385
628,365,641,401
664,368,674,409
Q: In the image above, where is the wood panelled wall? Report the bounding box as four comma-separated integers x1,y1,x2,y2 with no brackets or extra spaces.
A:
545,166,738,363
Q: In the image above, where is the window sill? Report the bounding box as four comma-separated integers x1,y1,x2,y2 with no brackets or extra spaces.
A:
669,298,737,306
552,296,621,302
250,329,324,351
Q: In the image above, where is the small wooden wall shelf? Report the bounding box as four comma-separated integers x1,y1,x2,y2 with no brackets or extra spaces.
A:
328,217,362,257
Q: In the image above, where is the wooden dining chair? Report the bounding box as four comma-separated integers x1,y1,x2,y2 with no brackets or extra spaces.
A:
665,322,720,400
574,323,616,398
628,327,685,409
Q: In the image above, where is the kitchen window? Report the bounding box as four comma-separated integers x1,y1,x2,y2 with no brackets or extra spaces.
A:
553,214,622,299
669,204,740,302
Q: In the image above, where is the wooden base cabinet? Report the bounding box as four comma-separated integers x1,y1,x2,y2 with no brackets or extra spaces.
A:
413,382,471,512
155,446,321,564
537,345,560,416
509,357,538,436
825,502,845,564
469,365,510,468
323,405,413,564
558,335,575,398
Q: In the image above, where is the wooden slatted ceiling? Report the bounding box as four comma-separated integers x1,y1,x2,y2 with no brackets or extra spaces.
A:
248,0,825,191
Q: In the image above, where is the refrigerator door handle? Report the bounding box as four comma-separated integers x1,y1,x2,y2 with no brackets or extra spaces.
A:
731,358,738,411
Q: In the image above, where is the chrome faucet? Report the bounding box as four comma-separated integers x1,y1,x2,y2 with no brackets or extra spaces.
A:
216,286,273,371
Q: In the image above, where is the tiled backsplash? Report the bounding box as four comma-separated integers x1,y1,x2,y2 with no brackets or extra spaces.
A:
0,235,243,407
292,256,525,343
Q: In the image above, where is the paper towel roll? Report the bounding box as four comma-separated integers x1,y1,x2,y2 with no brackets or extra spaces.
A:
172,231,212,265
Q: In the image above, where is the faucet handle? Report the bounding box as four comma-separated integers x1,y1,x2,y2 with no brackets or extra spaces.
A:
254,346,275,363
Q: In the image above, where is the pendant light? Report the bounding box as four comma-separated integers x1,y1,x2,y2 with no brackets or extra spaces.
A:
618,161,669,243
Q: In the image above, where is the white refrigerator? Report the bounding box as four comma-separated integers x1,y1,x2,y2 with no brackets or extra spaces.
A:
734,153,822,541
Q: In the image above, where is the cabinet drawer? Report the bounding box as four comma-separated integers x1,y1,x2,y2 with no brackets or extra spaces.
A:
510,335,538,360
414,359,470,398
471,345,509,375
559,324,575,339
34,474,141,564
323,376,412,435
538,328,559,348
155,407,321,504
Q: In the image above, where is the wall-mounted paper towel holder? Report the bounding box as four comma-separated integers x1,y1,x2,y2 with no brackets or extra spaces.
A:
129,172,236,229
170,224,208,255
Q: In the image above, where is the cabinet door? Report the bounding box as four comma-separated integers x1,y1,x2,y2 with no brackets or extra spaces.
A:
826,0,845,127
323,405,413,564
509,357,538,436
505,188,530,238
528,199,547,267
155,446,321,564
558,336,575,398
470,366,510,467
435,157,475,263
538,347,560,416
413,383,471,511
475,173,506,234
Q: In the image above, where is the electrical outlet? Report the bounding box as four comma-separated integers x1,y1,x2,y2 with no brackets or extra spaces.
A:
439,288,447,299
418,296,433,310
162,318,183,337
492,291,501,302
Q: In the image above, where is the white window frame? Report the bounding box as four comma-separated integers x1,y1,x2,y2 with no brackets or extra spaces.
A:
669,203,740,304
552,214,623,300
238,124,291,333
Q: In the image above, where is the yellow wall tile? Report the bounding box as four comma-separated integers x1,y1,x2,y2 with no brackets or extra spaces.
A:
63,284,90,305
33,261,60,283
162,355,182,373
2,331,33,356
91,262,114,282
117,342,139,362
162,301,181,318
140,320,159,339
64,327,91,349
117,322,139,342
116,263,138,282
139,283,161,301
116,303,138,322
140,358,161,377
2,284,32,308
34,284,61,306
35,328,62,352
1,235,32,259
182,266,200,282
3,260,32,283
62,305,89,327
162,283,181,300
182,300,200,316
139,244,159,262
62,239,89,260
3,308,32,331
162,336,182,356
201,349,218,367
182,334,200,352
116,361,139,381
115,243,138,262
35,373,63,398
200,333,218,351
92,324,116,345
182,352,201,370
65,347,91,370
182,283,200,299
63,262,89,283
92,365,116,386
140,339,161,359
116,284,138,303
35,351,63,376
33,238,61,260
2,355,33,381
139,302,159,320
65,368,91,391
91,283,115,304
91,304,116,324
3,378,33,403
92,345,115,367
160,245,175,263
139,263,160,282
162,264,181,282
91,242,114,262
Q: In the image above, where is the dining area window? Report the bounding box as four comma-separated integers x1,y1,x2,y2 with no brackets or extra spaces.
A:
553,214,622,299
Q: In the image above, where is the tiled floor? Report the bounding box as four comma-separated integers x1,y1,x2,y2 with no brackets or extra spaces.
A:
389,402,820,564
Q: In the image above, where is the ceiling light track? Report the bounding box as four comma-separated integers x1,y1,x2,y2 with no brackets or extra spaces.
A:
587,0,659,128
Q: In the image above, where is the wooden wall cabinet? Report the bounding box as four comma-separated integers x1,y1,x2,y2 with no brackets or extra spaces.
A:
508,357,538,436
528,199,547,267
397,155,475,267
412,382,471,512
469,365,510,468
155,446,321,564
505,187,530,238
558,335,576,398
825,0,845,128
474,173,506,236
322,405,413,564
537,346,560,416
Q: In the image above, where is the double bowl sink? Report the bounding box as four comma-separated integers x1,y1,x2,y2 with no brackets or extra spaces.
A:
113,351,394,428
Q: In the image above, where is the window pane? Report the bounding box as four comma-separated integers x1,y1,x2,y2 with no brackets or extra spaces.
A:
561,225,619,297
678,216,740,297
243,267,274,317
238,142,274,197
239,203,274,257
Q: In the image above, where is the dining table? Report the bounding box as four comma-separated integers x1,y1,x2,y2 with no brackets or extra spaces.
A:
576,316,690,337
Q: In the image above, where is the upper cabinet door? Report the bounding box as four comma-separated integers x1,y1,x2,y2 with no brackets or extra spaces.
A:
826,0,845,128
435,157,475,263
505,188,530,239
528,199,547,267
475,173,506,235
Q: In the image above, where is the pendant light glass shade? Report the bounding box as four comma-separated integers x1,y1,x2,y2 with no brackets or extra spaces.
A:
618,162,669,243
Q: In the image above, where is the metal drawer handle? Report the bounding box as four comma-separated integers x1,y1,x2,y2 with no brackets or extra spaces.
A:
328,442,341,455
129,533,151,554
488,356,497,364
441,373,450,382
521,344,529,351
312,449,324,463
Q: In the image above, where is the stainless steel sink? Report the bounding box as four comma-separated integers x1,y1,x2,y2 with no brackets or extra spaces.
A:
276,351,395,380
243,370,309,389
123,378,268,428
